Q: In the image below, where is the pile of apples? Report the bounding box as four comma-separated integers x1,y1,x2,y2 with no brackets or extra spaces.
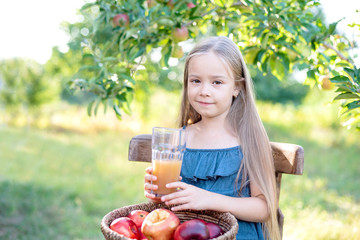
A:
109,208,224,240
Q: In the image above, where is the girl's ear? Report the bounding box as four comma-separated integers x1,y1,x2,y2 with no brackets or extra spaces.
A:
233,89,240,98
233,79,245,98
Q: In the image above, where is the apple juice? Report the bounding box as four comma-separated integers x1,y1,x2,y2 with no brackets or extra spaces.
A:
152,159,182,196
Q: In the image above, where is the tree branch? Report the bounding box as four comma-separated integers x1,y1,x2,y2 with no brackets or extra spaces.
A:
322,42,354,65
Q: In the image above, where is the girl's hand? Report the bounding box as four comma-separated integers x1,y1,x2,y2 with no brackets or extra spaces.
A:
161,182,212,211
144,166,161,203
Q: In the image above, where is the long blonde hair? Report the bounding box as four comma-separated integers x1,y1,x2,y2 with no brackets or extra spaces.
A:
178,36,280,240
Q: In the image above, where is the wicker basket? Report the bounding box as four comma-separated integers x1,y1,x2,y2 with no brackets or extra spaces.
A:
101,202,238,240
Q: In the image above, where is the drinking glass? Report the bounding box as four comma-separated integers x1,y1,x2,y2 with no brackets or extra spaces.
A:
151,127,186,197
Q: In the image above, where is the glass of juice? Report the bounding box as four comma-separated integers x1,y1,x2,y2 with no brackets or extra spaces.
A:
151,127,186,197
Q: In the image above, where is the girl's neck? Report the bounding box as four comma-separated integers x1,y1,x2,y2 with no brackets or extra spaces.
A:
196,114,232,133
185,116,239,149
197,119,227,133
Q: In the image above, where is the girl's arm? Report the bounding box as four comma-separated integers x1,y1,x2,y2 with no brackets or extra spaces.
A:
162,181,270,223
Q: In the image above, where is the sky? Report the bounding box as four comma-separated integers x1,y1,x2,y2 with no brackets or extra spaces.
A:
0,0,359,64
0,0,84,64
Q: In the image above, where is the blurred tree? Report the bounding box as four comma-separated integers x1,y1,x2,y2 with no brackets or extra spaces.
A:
45,46,96,105
326,18,360,130
250,66,309,105
62,0,357,126
330,62,360,130
0,59,58,118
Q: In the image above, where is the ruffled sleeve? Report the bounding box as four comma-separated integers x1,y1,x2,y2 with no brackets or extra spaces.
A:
181,146,242,182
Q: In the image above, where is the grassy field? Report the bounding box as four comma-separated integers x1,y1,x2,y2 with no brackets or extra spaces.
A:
0,89,359,239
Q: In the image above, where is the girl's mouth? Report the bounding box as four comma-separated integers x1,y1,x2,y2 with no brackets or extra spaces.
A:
197,101,214,106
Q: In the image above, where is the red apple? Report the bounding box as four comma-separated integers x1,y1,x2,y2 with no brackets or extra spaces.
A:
206,222,224,239
141,208,180,240
127,210,149,228
113,13,130,27
187,2,195,8
138,228,148,240
171,45,184,58
174,219,209,240
193,218,206,224
147,0,157,8
110,217,139,239
173,26,189,42
167,0,174,9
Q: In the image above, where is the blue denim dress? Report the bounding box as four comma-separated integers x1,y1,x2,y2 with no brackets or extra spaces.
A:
180,146,264,240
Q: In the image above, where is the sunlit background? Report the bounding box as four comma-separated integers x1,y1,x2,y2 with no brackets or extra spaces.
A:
1,0,360,64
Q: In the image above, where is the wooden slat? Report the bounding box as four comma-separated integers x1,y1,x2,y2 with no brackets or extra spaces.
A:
277,208,284,239
128,134,152,163
271,142,304,175
128,134,304,175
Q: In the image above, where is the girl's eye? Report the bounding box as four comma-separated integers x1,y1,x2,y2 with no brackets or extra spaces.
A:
190,79,200,84
213,80,222,85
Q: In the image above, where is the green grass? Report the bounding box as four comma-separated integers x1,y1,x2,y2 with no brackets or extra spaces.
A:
0,89,359,239
0,127,150,239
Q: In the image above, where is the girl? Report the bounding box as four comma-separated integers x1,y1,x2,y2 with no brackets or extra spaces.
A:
144,36,280,240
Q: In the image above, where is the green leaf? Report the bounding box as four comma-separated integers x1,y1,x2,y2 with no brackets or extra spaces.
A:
87,99,95,117
113,104,122,120
80,2,96,11
157,18,175,27
307,69,316,81
116,92,127,102
94,98,101,116
79,65,101,72
119,73,135,85
273,57,286,79
261,55,270,73
256,49,266,64
344,67,355,80
335,84,356,93
82,53,94,59
130,47,145,61
330,75,350,83
161,44,172,67
261,32,270,49
334,93,360,100
328,19,343,35
276,52,290,73
103,99,108,114
122,101,132,116
103,57,118,62
345,100,360,110
335,60,352,68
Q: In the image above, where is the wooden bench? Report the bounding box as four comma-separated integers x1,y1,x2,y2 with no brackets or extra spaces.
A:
128,134,304,239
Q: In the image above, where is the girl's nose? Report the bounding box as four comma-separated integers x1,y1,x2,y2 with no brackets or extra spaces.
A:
199,83,211,97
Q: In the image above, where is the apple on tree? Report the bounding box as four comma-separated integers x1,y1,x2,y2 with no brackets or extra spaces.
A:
187,2,195,8
320,75,334,90
173,26,189,42
171,45,184,58
167,0,174,9
141,208,180,240
110,217,139,240
113,13,130,27
147,0,157,8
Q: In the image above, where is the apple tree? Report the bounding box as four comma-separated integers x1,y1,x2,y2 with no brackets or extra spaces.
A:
0,59,58,117
64,0,358,127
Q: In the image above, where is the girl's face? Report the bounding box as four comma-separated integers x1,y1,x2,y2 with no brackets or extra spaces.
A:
187,52,238,121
